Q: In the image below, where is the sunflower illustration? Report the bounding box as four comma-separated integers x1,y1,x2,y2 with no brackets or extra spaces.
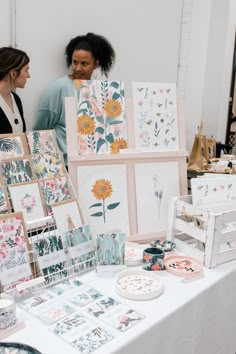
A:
77,115,95,135
91,179,113,200
110,138,127,154
104,99,122,118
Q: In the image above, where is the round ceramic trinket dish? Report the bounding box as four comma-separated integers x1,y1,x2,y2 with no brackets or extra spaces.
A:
125,246,143,266
0,293,16,330
150,239,176,252
164,255,203,278
115,269,164,300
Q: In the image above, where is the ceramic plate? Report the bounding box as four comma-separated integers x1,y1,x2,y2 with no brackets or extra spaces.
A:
125,247,143,266
0,342,42,354
115,269,163,300
164,255,203,278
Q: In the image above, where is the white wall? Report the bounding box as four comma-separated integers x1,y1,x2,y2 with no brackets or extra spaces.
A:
5,0,182,130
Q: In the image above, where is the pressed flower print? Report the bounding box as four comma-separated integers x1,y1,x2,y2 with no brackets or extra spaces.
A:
75,80,127,154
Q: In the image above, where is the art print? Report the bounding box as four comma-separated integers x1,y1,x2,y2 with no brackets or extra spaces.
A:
26,129,58,154
132,82,179,150
0,157,34,185
0,133,29,159
40,176,72,215
135,162,180,233
32,234,67,284
31,153,65,180
85,296,144,332
75,79,127,154
50,312,113,353
77,164,129,237
8,181,46,223
96,232,126,265
64,224,95,273
0,212,32,290
51,199,83,233
0,186,10,214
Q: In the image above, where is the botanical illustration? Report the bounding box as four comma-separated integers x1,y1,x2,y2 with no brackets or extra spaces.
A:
77,164,129,237
32,299,75,325
96,232,126,265
0,186,10,214
64,224,95,273
19,291,55,311
86,296,144,332
26,130,58,154
135,162,180,233
32,234,67,284
31,153,65,179
50,312,113,353
9,182,46,223
0,157,34,184
75,80,127,154
40,176,72,215
0,134,28,159
132,82,179,150
51,199,83,233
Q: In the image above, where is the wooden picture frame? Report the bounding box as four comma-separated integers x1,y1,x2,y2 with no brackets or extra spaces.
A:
0,133,29,160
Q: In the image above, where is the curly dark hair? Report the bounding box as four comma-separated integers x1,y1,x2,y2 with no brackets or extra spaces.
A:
65,33,115,77
0,47,29,80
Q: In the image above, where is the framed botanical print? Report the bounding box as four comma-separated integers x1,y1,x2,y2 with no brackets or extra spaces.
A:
0,186,11,214
26,129,59,154
51,199,83,234
31,153,65,180
0,156,35,185
0,133,29,159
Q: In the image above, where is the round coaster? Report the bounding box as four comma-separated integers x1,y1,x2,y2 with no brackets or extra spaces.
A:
125,247,143,266
164,255,203,278
115,269,163,300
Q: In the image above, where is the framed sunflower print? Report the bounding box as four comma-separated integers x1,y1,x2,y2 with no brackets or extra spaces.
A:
0,156,35,185
26,129,59,154
74,79,127,154
0,186,11,214
8,181,47,225
0,133,29,160
31,152,66,180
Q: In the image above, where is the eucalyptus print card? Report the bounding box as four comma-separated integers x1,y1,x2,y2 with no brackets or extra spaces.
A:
50,312,113,353
96,232,126,265
32,234,67,284
74,79,127,154
40,176,72,215
132,82,179,150
26,129,59,154
0,156,34,185
0,186,11,214
0,133,29,159
31,153,65,180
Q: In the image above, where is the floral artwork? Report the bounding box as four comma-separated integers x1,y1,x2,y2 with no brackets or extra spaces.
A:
96,232,126,265
0,186,10,214
135,162,180,233
85,296,144,332
40,176,72,215
31,153,65,180
0,134,28,159
50,312,113,353
51,199,83,233
8,182,46,223
77,164,129,237
64,224,95,273
0,157,34,185
0,212,32,291
32,234,67,284
132,82,179,150
26,130,58,154
75,80,127,154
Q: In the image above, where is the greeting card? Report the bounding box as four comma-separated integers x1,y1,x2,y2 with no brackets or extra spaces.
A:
0,186,10,214
51,199,83,233
31,153,65,179
0,133,29,159
26,130,58,154
96,232,126,265
0,157,34,185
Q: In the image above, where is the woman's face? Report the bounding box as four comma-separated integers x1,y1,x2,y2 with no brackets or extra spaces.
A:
14,64,30,88
71,49,98,80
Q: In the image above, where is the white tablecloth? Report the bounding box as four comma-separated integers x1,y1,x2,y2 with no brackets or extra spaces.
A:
4,259,236,354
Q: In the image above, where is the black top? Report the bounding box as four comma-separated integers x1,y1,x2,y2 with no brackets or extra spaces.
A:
0,91,26,133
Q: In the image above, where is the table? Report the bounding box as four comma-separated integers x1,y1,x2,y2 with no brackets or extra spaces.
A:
4,258,236,354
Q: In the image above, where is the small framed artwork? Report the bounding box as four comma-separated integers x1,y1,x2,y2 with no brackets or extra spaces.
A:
0,156,35,185
26,129,59,154
0,133,29,160
51,199,84,233
31,153,65,180
0,186,11,214
8,181,47,224
40,176,73,215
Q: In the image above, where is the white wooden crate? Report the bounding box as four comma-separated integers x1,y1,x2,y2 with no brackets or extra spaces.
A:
166,195,236,268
